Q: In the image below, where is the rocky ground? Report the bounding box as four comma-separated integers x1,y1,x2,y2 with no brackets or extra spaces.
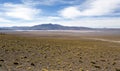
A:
0,31,120,71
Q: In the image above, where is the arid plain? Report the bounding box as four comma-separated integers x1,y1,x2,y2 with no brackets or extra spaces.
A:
0,30,120,71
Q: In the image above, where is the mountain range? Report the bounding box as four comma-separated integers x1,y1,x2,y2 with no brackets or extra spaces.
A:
0,23,120,30
0,23,92,30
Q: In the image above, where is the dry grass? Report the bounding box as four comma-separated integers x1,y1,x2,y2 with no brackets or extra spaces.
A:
0,33,120,71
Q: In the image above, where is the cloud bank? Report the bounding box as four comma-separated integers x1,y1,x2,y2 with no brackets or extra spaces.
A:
0,3,41,21
60,0,120,18
0,0,120,28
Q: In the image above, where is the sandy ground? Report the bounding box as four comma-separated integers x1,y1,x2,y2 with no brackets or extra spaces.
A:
0,30,120,71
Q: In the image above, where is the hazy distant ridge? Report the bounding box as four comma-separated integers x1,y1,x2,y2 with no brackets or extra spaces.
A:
1,23,92,30
1,23,120,30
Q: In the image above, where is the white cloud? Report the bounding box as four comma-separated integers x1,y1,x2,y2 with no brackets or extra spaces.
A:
59,6,81,19
59,0,120,19
0,3,41,20
82,0,120,16
44,16,61,20
53,18,120,28
0,17,11,22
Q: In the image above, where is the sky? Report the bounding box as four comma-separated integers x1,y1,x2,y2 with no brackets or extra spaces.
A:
0,0,120,28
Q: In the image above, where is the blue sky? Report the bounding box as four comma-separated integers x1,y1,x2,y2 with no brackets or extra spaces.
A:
0,0,120,28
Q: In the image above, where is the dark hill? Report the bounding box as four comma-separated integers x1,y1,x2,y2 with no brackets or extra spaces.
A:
0,23,93,30
30,23,92,30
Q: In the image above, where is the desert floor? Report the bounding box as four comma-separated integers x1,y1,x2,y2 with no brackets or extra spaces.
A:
0,30,120,71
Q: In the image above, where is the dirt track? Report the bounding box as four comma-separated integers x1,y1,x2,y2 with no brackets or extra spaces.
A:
84,38,120,43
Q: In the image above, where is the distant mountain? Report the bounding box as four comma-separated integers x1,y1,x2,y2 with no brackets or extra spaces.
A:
1,23,93,30
9,26,31,30
31,24,65,30
0,28,11,30
31,24,92,30
1,24,120,30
